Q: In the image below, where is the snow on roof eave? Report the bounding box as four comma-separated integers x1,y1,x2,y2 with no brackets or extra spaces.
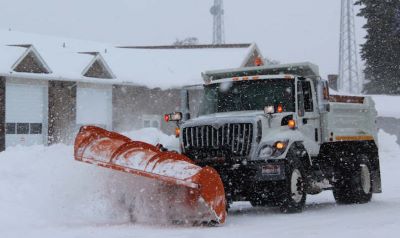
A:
0,71,140,87
81,53,116,79
239,43,265,67
10,45,53,74
116,43,253,50
0,70,189,90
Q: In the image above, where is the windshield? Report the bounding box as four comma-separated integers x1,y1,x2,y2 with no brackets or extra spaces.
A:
199,79,295,116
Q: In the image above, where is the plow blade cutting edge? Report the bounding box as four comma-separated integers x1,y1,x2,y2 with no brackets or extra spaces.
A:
74,126,226,225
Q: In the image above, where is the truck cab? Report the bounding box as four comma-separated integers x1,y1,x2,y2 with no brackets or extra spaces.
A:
167,62,381,212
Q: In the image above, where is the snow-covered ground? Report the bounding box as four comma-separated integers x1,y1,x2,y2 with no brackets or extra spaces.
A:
0,129,399,238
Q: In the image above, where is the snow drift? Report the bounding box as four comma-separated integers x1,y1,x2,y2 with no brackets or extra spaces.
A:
0,129,399,238
0,128,179,230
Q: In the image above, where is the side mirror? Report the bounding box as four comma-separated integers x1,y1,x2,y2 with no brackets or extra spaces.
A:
164,112,183,122
264,106,275,115
264,104,283,116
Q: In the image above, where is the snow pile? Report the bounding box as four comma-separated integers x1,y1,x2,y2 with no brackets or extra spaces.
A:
0,128,179,232
0,144,119,229
378,131,399,157
122,127,179,151
0,130,399,238
371,95,400,118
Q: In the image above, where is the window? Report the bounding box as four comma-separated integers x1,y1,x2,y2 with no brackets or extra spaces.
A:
297,81,305,117
302,81,314,112
143,120,151,128
6,123,16,134
142,115,161,129
143,120,160,129
151,120,160,128
6,123,43,134
17,123,29,134
30,123,42,134
199,79,295,116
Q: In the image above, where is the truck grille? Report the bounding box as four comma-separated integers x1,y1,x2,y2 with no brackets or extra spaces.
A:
182,123,253,157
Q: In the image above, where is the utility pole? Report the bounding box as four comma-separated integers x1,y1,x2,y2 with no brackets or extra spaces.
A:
210,0,225,45
339,0,361,94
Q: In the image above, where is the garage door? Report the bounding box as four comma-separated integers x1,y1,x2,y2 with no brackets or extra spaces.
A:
5,83,47,147
76,85,112,130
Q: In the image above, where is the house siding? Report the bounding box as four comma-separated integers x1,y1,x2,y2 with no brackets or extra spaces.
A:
48,81,76,145
112,85,181,135
0,77,5,151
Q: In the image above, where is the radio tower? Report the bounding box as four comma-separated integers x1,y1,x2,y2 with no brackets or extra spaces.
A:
210,0,225,44
338,0,361,94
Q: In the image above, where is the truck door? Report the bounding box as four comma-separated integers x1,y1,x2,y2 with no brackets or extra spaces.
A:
296,79,320,156
180,85,205,121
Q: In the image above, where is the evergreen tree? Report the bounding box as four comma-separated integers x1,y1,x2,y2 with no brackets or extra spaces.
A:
356,0,400,94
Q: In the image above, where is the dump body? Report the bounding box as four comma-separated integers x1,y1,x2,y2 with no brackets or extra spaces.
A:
323,95,378,143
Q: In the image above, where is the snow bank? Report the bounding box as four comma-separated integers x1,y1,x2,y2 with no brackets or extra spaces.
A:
122,127,179,151
371,95,400,119
0,130,399,238
0,128,179,232
0,144,119,229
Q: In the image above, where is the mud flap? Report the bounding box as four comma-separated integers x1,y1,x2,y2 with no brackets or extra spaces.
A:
372,160,382,193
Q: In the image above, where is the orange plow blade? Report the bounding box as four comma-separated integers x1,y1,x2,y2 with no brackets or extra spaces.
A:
74,126,226,224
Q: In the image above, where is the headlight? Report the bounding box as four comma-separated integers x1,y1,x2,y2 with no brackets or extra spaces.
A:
258,145,274,158
258,141,288,159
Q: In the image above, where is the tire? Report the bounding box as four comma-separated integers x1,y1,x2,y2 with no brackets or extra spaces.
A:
279,157,307,213
333,159,372,204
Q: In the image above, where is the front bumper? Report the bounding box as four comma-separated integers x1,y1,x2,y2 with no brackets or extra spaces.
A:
213,160,287,184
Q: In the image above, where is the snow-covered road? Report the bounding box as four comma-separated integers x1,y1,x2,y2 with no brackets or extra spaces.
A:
0,130,399,238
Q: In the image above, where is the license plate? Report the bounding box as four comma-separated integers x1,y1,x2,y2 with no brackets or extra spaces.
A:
262,164,281,175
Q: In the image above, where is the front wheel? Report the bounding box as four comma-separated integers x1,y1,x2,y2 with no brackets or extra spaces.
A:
279,159,307,213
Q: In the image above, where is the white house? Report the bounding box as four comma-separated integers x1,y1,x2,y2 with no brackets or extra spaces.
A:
0,30,266,150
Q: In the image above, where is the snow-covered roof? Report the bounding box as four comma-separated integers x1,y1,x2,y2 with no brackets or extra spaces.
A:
0,29,262,89
104,46,259,88
0,45,26,73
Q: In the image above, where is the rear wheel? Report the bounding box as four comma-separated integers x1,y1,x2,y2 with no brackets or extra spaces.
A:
333,160,372,204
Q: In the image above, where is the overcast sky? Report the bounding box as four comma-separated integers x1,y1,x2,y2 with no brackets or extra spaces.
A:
0,0,366,78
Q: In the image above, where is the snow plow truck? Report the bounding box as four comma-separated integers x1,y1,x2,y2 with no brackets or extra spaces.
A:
74,62,381,225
